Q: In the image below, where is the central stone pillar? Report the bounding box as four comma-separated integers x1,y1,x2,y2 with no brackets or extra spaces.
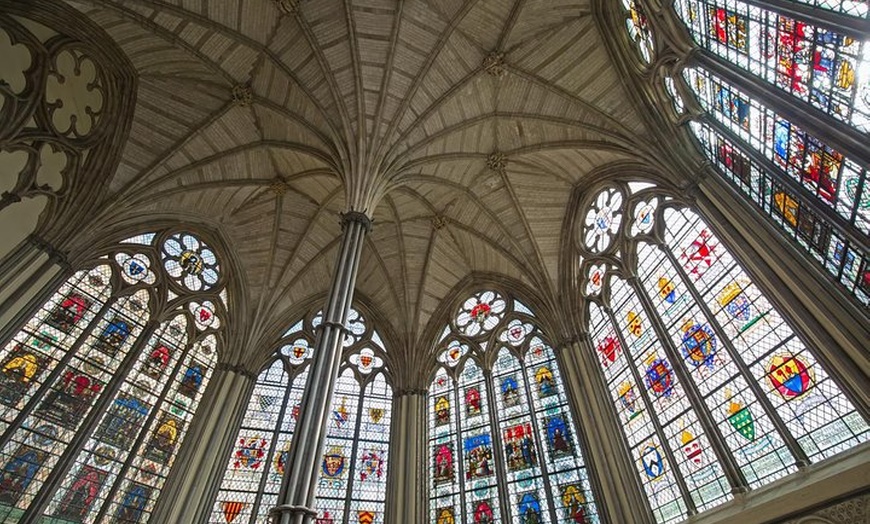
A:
272,211,372,524
385,390,426,523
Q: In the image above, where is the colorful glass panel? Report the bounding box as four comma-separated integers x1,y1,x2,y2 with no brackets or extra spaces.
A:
677,0,870,132
666,0,870,308
690,121,869,305
582,186,869,523
0,231,222,524
209,308,390,524
660,207,867,459
623,0,655,62
429,293,599,523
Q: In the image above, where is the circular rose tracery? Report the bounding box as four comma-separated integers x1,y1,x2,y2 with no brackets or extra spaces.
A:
583,188,623,253
162,233,220,292
455,291,506,338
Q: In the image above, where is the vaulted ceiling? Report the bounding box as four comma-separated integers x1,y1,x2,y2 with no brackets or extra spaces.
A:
63,0,696,373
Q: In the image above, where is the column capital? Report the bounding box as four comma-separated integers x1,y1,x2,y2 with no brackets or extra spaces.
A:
215,362,258,380
556,335,582,351
394,388,428,397
340,210,373,233
271,504,318,519
28,233,71,269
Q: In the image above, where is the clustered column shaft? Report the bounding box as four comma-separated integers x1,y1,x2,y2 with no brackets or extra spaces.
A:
272,211,372,524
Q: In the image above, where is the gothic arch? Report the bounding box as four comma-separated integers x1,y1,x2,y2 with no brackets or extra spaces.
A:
0,0,137,257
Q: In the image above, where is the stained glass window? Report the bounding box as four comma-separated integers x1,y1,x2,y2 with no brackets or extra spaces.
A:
623,0,655,62
580,183,868,523
0,230,224,523
786,0,868,18
653,0,870,307
210,307,392,524
429,290,599,523
676,0,870,132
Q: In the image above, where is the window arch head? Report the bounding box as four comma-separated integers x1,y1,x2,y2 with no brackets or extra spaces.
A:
622,0,656,63
428,288,599,524
0,228,227,524
654,0,870,308
211,304,393,524
576,181,868,523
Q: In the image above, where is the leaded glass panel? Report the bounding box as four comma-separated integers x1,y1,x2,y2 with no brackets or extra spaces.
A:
0,231,224,524
676,0,870,132
209,307,391,524
580,183,869,523
428,292,599,523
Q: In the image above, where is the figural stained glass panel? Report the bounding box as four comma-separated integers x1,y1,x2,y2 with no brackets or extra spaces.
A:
0,231,224,524
689,121,869,306
676,0,870,132
658,0,870,307
581,184,869,523
681,64,870,306
428,292,599,524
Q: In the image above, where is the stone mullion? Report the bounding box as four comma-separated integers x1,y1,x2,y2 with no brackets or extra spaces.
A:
249,362,297,523
451,376,468,524
385,390,425,523
148,366,253,523
273,212,370,524
517,357,559,524
0,253,69,346
19,318,161,524
340,377,368,524
186,368,258,524
627,276,749,493
658,243,810,467
690,50,870,168
740,0,869,38
604,306,698,515
482,368,513,524
694,179,870,415
91,336,199,523
557,338,656,524
698,114,868,256
0,295,117,452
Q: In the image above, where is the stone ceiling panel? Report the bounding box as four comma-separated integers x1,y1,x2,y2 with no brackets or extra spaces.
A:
64,0,657,360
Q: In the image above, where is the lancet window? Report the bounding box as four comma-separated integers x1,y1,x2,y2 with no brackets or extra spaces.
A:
210,307,392,524
579,182,868,523
621,0,870,308
428,291,598,524
0,230,224,523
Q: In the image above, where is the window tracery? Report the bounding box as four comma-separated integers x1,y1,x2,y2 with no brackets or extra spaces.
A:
210,306,392,524
0,230,224,523
429,291,599,524
623,0,656,63
579,182,868,523
620,0,870,308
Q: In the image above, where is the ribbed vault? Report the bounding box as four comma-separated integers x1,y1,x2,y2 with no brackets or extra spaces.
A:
57,0,694,382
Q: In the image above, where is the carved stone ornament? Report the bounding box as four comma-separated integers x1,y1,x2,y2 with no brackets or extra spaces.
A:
482,51,507,78
0,4,134,244
781,493,868,524
273,0,302,16
268,178,290,196
486,151,507,174
231,84,253,107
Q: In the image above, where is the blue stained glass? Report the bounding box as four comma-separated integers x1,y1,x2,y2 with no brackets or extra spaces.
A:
429,293,600,523
773,121,789,161
0,231,220,524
